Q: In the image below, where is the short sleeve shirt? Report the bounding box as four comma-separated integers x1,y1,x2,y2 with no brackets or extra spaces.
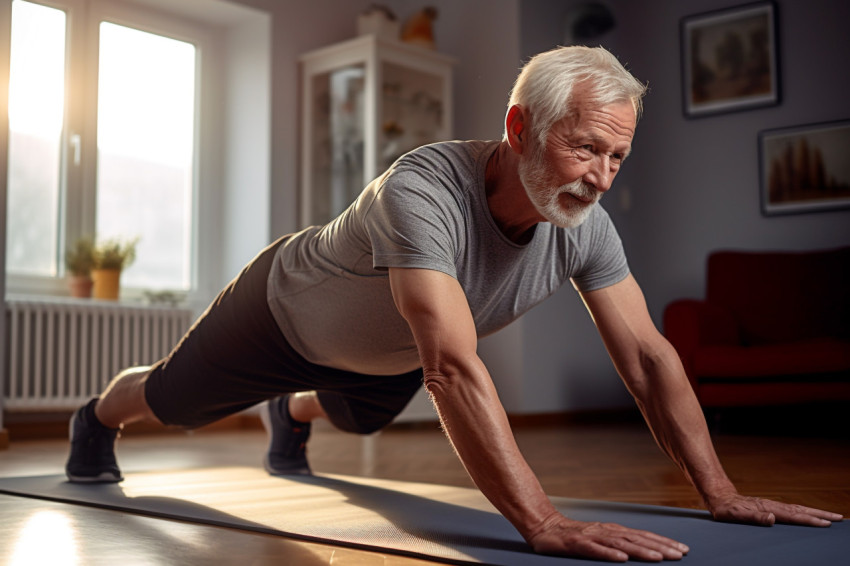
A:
268,140,629,375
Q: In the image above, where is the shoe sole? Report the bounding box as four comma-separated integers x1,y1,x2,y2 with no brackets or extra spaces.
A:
262,455,311,476
66,472,124,483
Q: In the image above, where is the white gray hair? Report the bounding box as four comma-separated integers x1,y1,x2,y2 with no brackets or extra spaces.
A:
506,45,647,147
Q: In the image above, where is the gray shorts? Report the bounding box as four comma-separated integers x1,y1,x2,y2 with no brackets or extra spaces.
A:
144,237,424,433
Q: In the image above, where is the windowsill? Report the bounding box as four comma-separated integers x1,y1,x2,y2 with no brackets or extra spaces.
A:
5,293,193,311
4,273,213,316
6,276,195,316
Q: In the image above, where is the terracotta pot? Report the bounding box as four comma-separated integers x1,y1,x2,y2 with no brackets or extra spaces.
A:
68,275,94,298
92,269,122,300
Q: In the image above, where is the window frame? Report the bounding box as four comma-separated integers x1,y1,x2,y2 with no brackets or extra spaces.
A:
5,0,214,300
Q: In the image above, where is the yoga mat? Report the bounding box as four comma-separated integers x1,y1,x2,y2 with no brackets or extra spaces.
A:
0,467,845,565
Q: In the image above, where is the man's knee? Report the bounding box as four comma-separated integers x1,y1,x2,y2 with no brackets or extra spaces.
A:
335,415,392,435
316,392,398,435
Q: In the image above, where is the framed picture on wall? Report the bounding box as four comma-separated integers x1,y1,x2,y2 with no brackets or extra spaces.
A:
759,119,850,215
681,2,779,118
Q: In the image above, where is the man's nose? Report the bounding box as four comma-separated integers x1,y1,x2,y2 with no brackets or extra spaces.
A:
585,156,614,193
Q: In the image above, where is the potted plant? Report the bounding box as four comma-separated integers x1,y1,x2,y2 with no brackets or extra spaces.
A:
65,237,96,298
91,237,138,300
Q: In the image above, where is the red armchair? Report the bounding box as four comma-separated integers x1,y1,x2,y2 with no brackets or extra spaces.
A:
663,247,850,408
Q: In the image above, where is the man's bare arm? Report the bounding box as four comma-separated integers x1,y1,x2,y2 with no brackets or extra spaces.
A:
579,274,843,527
390,267,689,562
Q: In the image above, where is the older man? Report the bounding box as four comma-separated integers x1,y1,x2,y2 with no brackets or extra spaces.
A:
67,46,842,562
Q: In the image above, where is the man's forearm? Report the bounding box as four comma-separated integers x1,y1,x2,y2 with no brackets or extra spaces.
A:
388,268,556,538
634,346,736,505
425,357,559,541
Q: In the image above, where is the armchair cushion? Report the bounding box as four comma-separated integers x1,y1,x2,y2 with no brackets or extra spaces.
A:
693,338,850,378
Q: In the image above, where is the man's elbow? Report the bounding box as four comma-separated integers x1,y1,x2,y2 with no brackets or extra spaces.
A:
422,359,466,398
421,353,488,399
625,339,684,401
422,368,453,398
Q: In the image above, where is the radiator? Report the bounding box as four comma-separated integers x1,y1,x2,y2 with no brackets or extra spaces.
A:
4,299,193,411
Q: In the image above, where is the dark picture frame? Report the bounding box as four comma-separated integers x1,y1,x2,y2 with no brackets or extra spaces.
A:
759,119,850,216
681,2,779,118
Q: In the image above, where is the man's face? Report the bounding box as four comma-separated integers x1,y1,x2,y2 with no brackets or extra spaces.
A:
518,98,636,228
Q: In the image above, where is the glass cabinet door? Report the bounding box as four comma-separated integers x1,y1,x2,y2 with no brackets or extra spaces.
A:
379,62,445,172
307,65,366,225
301,36,454,227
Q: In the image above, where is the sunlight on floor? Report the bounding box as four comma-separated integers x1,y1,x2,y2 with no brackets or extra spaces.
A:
10,510,79,566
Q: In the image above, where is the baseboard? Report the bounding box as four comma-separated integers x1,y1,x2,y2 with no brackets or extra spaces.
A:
4,407,642,442
507,407,642,428
384,408,642,431
5,412,263,442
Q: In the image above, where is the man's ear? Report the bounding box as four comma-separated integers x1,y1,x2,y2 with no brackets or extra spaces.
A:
505,105,526,154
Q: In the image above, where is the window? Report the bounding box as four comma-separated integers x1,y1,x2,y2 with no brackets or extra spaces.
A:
96,23,196,290
6,0,201,293
6,0,66,278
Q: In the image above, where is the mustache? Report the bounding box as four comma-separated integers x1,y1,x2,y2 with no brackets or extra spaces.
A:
558,179,600,204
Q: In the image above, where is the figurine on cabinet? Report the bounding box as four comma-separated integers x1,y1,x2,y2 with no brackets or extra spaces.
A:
357,4,399,40
401,7,438,49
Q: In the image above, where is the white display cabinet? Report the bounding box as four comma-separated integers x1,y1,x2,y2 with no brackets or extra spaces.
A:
299,35,455,227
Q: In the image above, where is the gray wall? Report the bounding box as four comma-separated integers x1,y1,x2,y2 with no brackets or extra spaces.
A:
0,0,9,433
228,0,369,241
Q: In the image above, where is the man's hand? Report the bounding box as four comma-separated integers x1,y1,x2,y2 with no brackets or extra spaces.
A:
527,513,689,562
708,492,844,527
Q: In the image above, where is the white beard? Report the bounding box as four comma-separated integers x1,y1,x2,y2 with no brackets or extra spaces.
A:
518,148,600,229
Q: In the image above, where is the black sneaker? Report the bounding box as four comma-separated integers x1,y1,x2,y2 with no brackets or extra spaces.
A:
65,399,124,483
260,395,312,475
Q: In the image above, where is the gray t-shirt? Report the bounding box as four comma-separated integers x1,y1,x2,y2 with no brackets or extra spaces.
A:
268,140,629,376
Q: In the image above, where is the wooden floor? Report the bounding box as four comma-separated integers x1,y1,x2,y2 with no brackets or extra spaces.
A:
1,408,848,564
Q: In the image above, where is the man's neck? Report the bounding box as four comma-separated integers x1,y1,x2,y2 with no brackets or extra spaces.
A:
484,141,543,245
